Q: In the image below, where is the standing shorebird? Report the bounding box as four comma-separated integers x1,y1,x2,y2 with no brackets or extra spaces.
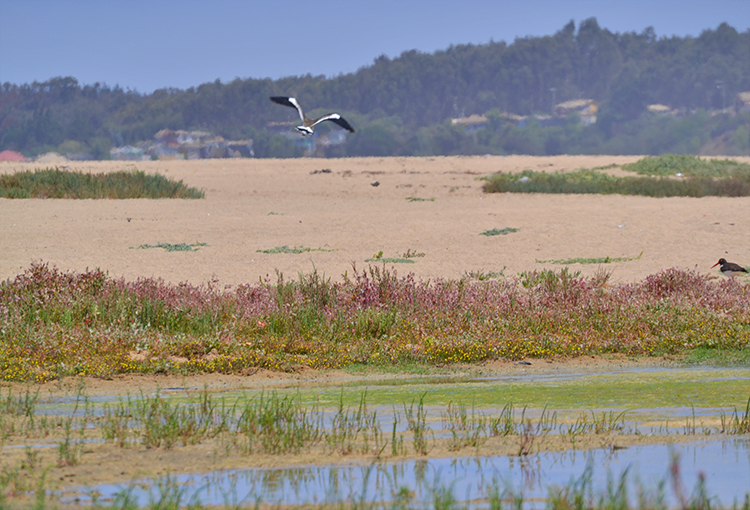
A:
712,258,749,278
269,96,355,136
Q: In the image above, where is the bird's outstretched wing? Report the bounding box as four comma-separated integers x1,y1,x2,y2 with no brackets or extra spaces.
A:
311,113,355,133
270,96,305,122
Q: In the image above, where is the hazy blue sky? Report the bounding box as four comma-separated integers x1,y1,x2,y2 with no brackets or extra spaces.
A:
1,0,748,93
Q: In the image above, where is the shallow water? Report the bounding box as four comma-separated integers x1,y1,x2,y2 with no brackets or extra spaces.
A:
10,365,750,507
27,366,750,415
11,366,749,449
77,439,750,508
207,365,750,410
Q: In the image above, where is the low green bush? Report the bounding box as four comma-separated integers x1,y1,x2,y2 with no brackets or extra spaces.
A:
0,168,204,199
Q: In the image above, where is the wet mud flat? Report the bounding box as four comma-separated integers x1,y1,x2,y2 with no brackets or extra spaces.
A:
2,362,750,507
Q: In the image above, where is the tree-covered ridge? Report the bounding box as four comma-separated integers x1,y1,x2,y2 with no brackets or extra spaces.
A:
1,19,749,158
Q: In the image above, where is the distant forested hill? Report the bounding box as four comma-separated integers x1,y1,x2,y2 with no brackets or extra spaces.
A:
2,19,749,158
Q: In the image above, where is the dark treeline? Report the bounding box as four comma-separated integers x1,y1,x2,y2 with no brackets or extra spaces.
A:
1,19,749,158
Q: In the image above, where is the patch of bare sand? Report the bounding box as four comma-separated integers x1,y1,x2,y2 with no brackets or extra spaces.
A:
2,155,749,287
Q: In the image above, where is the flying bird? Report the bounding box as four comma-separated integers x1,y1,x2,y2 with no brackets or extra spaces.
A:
270,96,355,136
712,258,749,278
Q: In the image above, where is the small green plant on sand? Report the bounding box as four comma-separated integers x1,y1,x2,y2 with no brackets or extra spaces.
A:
406,196,435,202
135,242,208,252
402,249,425,258
366,251,415,264
462,268,506,280
480,227,519,236
257,246,337,254
537,252,643,265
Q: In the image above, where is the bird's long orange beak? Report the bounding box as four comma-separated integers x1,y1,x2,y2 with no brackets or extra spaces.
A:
711,261,720,268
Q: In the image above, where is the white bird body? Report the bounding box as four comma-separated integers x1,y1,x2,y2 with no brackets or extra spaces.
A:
270,96,355,136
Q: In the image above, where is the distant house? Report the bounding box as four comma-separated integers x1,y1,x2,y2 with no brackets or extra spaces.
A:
451,114,489,131
111,129,254,160
0,150,28,162
553,99,599,125
266,121,298,135
267,121,322,155
647,104,678,115
737,91,750,111
495,112,527,127
199,139,255,159
110,145,146,161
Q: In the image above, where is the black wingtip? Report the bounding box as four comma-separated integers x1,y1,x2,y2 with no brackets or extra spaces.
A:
332,117,355,133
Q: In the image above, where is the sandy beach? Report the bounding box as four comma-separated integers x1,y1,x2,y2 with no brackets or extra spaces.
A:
2,155,750,286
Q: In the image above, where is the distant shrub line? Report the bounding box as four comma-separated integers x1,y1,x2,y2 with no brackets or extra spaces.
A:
0,168,204,199
2,263,749,382
483,155,750,197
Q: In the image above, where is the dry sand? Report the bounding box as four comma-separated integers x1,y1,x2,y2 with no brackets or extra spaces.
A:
2,155,750,287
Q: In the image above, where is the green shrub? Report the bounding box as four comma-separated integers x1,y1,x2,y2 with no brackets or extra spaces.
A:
621,154,750,177
0,168,204,199
483,169,750,197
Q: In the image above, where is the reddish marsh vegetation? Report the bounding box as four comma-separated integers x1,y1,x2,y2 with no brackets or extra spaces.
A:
1,263,749,382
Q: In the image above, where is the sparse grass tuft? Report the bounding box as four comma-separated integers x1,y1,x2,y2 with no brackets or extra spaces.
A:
0,167,204,199
366,251,416,263
402,249,425,258
537,252,643,264
257,246,337,254
462,268,506,280
480,227,519,236
135,242,208,252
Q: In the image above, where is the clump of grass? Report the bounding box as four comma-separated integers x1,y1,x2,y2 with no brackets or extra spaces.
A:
0,168,204,199
462,268,506,280
135,242,208,252
404,394,430,455
257,246,336,254
442,401,489,451
402,249,425,258
622,154,750,177
483,168,750,197
537,252,643,264
366,251,416,263
719,398,750,434
480,227,519,236
406,196,435,202
56,418,83,466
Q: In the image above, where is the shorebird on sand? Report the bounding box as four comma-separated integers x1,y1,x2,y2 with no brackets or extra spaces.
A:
269,96,355,136
712,258,749,278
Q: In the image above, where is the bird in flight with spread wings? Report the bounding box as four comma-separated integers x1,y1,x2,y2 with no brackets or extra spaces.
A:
269,96,355,136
